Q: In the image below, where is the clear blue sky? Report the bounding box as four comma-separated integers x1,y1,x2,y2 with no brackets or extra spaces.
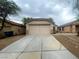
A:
9,0,78,25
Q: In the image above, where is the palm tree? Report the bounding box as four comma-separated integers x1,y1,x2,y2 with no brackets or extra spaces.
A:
22,17,31,34
22,17,31,25
0,0,20,31
22,18,27,25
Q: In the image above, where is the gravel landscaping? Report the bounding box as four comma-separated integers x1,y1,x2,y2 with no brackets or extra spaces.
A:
0,35,25,50
53,34,79,58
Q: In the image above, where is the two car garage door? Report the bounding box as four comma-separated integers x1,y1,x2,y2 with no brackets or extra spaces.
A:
29,25,51,35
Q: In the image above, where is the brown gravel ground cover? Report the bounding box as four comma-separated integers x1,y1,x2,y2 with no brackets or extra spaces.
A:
0,35,25,50
53,34,79,58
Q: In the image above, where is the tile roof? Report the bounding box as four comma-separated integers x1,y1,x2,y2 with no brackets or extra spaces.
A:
0,19,25,27
59,20,79,27
26,18,55,24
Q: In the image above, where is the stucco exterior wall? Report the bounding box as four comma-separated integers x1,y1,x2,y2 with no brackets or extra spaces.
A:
60,25,76,33
63,26,72,33
72,25,76,33
28,21,50,25
0,22,25,38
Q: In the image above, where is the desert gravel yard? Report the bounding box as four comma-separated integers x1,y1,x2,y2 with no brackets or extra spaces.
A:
0,35,78,59
0,35,25,50
53,34,79,58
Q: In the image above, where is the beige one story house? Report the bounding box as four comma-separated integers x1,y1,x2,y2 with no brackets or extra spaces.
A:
0,20,26,38
26,18,57,35
58,20,79,33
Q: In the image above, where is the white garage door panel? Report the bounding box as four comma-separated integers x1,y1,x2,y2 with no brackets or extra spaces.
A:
29,26,39,35
29,25,50,35
39,26,50,35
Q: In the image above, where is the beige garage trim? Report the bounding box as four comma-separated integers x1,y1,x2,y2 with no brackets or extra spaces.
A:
29,25,51,35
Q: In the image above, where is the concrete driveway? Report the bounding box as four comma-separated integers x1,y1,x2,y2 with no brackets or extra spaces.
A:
0,35,78,59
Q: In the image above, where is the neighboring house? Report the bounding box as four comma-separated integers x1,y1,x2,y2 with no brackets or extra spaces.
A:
26,18,57,35
0,20,26,38
58,20,79,33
